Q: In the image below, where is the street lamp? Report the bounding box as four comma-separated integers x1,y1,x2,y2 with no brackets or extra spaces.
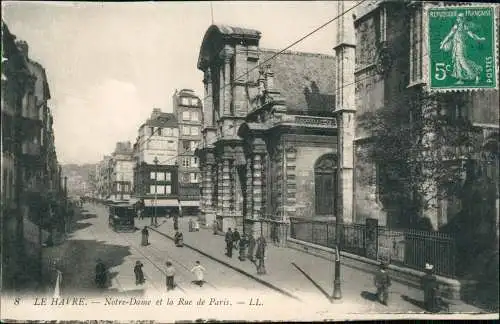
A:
153,156,159,227
332,196,342,301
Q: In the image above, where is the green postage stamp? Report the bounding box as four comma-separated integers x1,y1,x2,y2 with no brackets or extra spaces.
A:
427,5,498,92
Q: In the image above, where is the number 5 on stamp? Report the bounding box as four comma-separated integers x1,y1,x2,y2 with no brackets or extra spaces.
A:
427,5,498,91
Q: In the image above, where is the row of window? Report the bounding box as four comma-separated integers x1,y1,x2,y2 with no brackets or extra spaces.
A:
150,185,172,195
181,126,200,136
181,156,199,168
150,172,172,181
182,110,199,122
115,183,131,192
147,140,176,151
181,97,199,107
147,127,178,137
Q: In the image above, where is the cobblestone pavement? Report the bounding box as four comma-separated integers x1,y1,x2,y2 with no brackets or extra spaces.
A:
146,214,485,315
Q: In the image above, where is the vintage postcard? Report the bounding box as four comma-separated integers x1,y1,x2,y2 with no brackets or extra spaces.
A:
1,1,498,322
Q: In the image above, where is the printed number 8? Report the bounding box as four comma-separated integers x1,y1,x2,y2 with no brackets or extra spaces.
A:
435,63,451,81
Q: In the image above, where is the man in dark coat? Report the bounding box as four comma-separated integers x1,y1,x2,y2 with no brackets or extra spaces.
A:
174,231,184,247
134,261,145,285
422,263,439,312
232,229,241,250
256,235,267,274
141,226,149,246
374,261,391,305
238,234,248,261
95,259,107,288
225,228,233,258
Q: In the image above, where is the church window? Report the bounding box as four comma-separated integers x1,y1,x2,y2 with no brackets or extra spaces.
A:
314,154,338,215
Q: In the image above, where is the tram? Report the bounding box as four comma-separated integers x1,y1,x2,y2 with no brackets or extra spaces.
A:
108,202,136,232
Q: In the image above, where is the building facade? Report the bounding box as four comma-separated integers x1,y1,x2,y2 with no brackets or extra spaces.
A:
133,108,179,214
196,25,337,240
110,141,134,201
172,89,202,216
1,21,64,291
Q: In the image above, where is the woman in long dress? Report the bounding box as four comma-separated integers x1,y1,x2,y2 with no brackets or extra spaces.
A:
440,13,486,85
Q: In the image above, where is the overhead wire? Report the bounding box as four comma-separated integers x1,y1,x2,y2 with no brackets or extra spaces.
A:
128,0,367,162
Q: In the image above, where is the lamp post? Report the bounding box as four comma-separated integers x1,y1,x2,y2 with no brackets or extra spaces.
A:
332,188,342,301
153,156,159,226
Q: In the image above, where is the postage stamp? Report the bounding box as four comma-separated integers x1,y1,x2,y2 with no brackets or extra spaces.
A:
427,5,498,92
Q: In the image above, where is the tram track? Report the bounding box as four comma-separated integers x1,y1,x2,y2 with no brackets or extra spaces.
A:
85,204,298,300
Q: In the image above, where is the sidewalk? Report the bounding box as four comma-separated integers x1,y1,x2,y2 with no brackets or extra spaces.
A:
142,216,485,314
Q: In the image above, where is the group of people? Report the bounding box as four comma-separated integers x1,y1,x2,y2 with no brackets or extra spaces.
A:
373,261,444,313
224,227,267,275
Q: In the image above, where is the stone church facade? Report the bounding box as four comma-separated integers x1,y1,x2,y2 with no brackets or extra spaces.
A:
195,25,339,240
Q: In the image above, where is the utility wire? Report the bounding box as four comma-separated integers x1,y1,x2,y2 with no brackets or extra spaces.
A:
132,0,366,154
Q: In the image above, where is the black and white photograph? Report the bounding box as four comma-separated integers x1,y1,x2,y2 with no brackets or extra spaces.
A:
1,1,499,322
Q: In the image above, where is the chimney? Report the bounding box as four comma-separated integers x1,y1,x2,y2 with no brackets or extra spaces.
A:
151,108,162,119
15,40,29,58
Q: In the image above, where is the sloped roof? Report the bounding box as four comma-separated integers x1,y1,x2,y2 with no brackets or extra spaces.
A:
142,112,178,128
259,49,336,115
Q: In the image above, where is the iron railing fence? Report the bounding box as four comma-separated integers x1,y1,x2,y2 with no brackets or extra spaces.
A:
289,217,456,278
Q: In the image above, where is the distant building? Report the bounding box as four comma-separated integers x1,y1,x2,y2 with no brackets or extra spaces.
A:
110,141,134,201
172,89,202,215
133,108,179,214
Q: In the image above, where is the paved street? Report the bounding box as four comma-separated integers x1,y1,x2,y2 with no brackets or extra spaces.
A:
42,203,287,299
38,203,484,317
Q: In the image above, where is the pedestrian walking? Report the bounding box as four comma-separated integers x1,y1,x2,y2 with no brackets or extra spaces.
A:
188,218,194,232
165,261,175,291
247,235,256,262
374,261,391,305
141,226,149,246
225,228,233,258
238,234,248,261
422,263,439,313
190,261,207,287
212,219,218,235
232,228,241,250
95,259,107,288
173,214,179,231
193,219,200,231
174,231,184,247
255,235,267,275
134,261,145,285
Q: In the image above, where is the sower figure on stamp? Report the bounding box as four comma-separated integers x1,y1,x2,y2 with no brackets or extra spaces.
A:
374,261,391,306
255,235,267,275
134,261,145,285
439,12,486,85
141,226,149,246
225,228,233,258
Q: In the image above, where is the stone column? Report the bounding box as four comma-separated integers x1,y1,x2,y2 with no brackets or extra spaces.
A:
217,162,223,217
203,159,215,226
223,56,232,116
221,159,234,231
252,154,263,236
245,155,254,236
203,67,213,129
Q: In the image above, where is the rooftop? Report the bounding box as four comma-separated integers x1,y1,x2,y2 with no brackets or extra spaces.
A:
142,111,178,128
259,48,336,115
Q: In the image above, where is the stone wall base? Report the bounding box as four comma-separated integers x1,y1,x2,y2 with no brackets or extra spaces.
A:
286,237,462,300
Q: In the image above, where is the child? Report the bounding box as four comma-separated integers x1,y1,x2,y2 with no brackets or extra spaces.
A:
134,261,145,285
165,261,175,291
190,261,206,287
374,261,391,305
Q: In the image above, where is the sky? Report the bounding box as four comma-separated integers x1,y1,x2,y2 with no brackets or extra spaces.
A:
2,1,356,165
